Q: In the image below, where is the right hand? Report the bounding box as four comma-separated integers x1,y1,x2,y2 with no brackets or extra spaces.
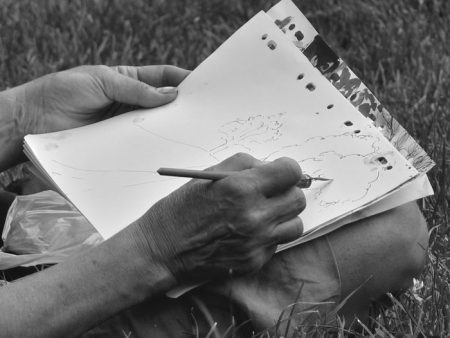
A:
130,153,306,283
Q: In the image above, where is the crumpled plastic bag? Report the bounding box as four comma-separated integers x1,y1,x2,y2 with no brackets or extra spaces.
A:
0,190,103,270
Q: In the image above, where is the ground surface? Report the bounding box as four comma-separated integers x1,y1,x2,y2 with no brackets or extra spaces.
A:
0,0,449,335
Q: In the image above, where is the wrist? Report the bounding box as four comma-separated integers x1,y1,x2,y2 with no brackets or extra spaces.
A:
0,88,30,137
0,90,18,137
129,206,189,284
0,89,28,171
110,225,178,300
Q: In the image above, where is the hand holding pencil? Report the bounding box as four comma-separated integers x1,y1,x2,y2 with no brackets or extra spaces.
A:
133,153,307,281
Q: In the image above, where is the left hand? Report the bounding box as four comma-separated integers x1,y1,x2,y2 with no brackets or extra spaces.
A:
11,65,190,135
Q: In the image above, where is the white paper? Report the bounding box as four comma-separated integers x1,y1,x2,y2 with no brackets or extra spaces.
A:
25,12,418,239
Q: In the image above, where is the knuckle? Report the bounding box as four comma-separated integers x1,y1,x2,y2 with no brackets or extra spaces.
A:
212,153,261,172
240,178,260,195
152,65,166,87
95,64,112,74
281,187,306,214
231,152,256,165
160,65,170,81
295,217,304,236
219,178,244,196
136,80,151,93
246,252,265,272
232,152,251,160
113,65,132,77
133,82,153,103
294,188,307,212
241,209,263,227
277,157,302,179
220,177,257,199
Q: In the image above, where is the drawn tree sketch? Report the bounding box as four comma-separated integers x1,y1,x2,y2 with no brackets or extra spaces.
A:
210,112,285,155
262,131,396,206
131,112,287,161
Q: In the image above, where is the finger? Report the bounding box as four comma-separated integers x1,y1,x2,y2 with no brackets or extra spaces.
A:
250,157,303,197
262,186,306,224
206,152,263,172
271,216,303,245
100,68,178,108
113,65,190,87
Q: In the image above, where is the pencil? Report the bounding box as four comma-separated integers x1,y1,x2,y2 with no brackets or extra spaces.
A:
157,167,332,188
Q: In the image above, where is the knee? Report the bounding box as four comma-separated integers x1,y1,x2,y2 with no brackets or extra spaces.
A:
386,202,428,280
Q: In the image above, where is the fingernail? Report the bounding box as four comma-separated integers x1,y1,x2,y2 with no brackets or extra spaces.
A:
157,86,178,95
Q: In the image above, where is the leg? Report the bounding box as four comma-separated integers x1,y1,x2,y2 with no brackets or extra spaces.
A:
82,202,428,336
328,201,428,324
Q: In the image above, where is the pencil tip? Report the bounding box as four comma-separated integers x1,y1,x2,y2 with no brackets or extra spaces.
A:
314,177,333,182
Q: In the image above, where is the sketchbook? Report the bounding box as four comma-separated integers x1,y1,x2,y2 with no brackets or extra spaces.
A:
24,1,434,249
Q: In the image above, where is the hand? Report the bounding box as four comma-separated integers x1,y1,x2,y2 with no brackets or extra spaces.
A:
129,153,306,282
11,65,190,135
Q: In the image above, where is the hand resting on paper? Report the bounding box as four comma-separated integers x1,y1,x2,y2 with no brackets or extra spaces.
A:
129,152,306,282
0,64,190,171
14,65,191,134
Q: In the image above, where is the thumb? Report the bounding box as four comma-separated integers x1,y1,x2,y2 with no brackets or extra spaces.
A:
100,68,178,108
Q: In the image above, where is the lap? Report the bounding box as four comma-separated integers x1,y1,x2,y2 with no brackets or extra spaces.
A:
329,201,428,323
84,236,340,337
84,201,428,337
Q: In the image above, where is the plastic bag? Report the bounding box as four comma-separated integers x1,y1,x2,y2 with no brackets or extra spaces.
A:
0,190,103,270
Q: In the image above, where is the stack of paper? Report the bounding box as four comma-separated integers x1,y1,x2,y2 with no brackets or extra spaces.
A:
24,0,434,250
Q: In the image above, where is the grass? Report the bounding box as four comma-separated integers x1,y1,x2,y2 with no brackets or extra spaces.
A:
0,0,449,335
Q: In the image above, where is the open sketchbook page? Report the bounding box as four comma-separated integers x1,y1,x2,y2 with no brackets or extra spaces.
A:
265,0,433,242
25,12,418,240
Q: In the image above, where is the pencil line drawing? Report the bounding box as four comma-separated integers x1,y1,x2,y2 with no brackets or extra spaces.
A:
49,111,396,210
52,159,158,174
133,120,220,161
210,112,285,155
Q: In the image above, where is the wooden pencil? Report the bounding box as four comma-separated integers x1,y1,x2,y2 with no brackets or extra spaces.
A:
157,167,332,188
